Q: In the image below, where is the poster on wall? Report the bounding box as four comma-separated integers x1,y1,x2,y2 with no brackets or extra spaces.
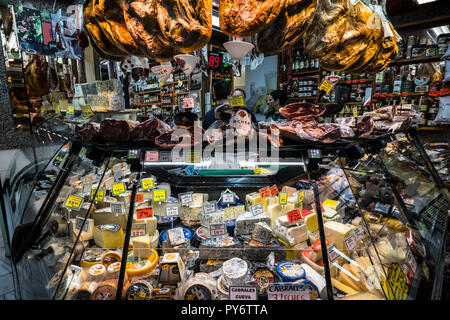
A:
14,5,84,60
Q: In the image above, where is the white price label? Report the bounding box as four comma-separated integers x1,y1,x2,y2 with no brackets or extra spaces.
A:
203,201,217,214
267,283,319,300
250,203,264,216
353,226,364,240
82,184,91,194
229,286,258,300
406,248,417,273
222,193,234,204
179,192,193,205
209,223,226,237
344,235,357,251
165,206,179,218
110,202,123,215
327,244,339,262
75,217,89,232
131,223,146,237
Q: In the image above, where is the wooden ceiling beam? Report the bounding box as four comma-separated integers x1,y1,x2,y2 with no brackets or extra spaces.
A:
389,2,450,32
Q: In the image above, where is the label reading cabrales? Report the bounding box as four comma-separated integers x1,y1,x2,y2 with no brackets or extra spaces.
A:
267,283,318,300
229,286,257,300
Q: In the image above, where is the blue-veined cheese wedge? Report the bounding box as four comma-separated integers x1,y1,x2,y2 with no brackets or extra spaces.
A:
160,226,194,245
276,261,305,282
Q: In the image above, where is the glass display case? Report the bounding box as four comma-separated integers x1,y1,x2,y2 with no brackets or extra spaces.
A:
6,128,449,300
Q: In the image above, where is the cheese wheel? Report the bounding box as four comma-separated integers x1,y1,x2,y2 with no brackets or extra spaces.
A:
124,280,153,300
88,264,106,282
183,273,217,300
125,249,159,279
91,279,118,300
101,251,122,267
75,281,98,300
222,258,248,286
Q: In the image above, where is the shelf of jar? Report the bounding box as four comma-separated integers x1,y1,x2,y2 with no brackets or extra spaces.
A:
288,96,316,100
291,70,320,77
390,55,443,66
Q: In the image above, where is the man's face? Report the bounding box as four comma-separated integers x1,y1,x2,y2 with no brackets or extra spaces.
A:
267,95,279,109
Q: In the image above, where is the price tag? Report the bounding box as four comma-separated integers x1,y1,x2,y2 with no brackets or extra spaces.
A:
250,203,264,216
179,192,193,205
229,286,258,300
327,244,339,262
386,263,409,300
131,223,146,237
159,151,172,162
228,95,245,107
259,187,271,199
353,226,364,240
75,217,89,232
81,105,95,117
406,249,417,273
142,178,155,190
111,183,126,196
64,195,84,211
298,191,305,203
82,184,91,194
145,151,159,162
353,106,358,118
344,235,357,251
66,105,75,115
186,151,201,163
152,189,167,202
267,283,319,301
279,192,288,205
428,90,439,97
440,88,450,96
352,79,359,84
90,189,105,202
222,193,234,204
319,79,334,94
209,223,227,237
182,97,195,109
127,150,140,160
166,206,179,218
136,207,153,220
270,185,279,196
130,193,144,204
286,209,302,224
55,104,61,114
203,201,217,214
110,202,123,214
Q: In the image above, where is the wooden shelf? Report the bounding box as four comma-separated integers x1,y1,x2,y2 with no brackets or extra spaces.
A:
292,70,319,77
288,96,316,100
390,55,443,66
418,126,447,131
142,89,160,93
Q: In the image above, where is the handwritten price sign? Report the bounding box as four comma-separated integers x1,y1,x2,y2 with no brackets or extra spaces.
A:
130,193,144,204
298,191,305,203
152,189,167,202
64,195,84,211
111,183,126,196
270,185,279,196
90,189,105,202
287,209,302,224
279,192,288,205
142,178,155,190
136,207,153,220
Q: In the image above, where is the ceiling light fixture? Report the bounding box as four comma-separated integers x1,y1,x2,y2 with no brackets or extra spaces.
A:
414,0,437,5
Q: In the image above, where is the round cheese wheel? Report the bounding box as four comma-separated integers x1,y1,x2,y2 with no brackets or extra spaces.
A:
222,258,248,286
75,281,98,300
106,262,128,283
125,249,159,279
91,279,118,300
276,261,305,282
183,273,217,300
124,280,153,300
88,264,106,282
80,249,103,269
101,251,122,267
217,275,229,296
250,268,275,294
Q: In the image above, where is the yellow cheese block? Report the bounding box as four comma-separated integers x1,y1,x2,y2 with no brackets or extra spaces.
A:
338,264,365,292
331,278,359,295
93,225,125,249
132,236,152,258
70,218,95,241
132,215,157,236
304,212,318,233
324,221,356,252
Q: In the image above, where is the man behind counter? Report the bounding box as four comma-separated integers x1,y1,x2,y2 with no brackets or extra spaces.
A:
202,80,257,130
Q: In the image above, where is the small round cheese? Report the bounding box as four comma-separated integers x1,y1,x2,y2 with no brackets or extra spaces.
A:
88,264,106,282
276,261,305,282
124,280,153,300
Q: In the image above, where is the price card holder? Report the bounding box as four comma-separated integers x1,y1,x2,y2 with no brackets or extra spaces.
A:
344,235,357,251
406,248,417,273
203,201,217,214
259,187,271,199
165,206,179,218
64,195,84,211
111,183,126,196
308,149,322,159
286,209,302,224
131,223,146,237
136,207,153,220
319,80,334,94
353,107,358,118
229,286,258,300
222,193,234,204
152,189,167,202
90,189,105,202
81,105,95,117
209,223,227,238
250,203,264,216
279,192,288,205
270,185,279,197
145,151,159,162
353,226,364,240
142,178,155,191
127,149,140,160
110,203,123,215
130,193,144,204
66,105,75,115
179,192,193,205
298,191,305,203
75,217,89,232
327,244,339,262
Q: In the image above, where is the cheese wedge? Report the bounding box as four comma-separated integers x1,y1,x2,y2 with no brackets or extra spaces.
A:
338,264,364,292
331,278,359,295
93,225,124,249
132,236,152,258
324,221,356,252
